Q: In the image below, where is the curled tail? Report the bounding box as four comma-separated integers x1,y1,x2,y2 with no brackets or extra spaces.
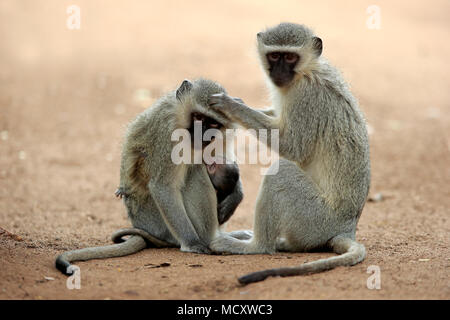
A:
238,236,366,285
55,235,146,275
55,227,175,275
111,228,174,248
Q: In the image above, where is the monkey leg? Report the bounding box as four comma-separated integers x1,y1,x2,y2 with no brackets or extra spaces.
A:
209,164,284,254
55,235,146,275
237,160,365,284
211,159,354,253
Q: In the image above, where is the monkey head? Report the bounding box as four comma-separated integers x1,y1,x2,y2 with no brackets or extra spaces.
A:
206,159,240,196
257,23,323,87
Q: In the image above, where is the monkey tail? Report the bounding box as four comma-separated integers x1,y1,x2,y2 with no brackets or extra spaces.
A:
111,228,174,248
238,236,366,285
55,235,147,275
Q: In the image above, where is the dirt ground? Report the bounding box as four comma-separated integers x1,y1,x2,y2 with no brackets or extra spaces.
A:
0,0,449,300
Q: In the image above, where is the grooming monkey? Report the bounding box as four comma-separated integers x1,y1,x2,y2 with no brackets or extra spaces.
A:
208,23,370,284
115,111,243,225
56,79,249,275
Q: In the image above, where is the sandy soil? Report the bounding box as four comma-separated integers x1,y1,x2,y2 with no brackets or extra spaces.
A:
0,0,449,300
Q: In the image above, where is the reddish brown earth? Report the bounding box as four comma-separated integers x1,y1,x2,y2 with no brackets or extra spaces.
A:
0,0,449,299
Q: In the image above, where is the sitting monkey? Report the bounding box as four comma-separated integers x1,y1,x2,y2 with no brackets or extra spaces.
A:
115,111,243,225
56,79,249,275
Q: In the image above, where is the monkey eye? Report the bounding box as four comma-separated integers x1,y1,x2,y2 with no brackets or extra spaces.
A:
284,53,299,64
267,52,280,62
192,113,204,122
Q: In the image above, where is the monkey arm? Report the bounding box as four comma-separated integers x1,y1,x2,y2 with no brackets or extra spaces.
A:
209,93,285,153
148,180,210,254
217,179,244,225
209,93,277,131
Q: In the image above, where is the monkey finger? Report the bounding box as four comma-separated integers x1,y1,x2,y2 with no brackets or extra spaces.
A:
207,93,226,107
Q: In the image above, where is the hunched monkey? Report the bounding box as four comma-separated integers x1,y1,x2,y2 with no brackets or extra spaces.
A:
208,23,371,284
56,79,249,275
115,111,244,225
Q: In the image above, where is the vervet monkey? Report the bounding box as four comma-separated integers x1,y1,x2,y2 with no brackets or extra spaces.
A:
208,23,370,284
188,112,243,224
115,112,244,225
206,159,241,225
56,79,249,275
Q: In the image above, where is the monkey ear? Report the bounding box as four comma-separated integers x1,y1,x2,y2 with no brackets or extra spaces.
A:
176,79,193,101
312,37,323,57
256,32,264,43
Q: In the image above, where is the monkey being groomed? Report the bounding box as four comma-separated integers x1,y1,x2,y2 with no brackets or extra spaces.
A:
55,78,250,275
208,23,371,284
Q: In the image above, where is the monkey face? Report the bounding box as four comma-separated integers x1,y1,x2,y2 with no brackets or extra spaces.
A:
206,161,239,196
188,112,224,148
257,23,323,88
266,51,299,87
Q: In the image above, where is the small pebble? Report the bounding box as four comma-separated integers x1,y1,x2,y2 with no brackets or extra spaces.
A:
368,193,383,202
18,151,26,160
0,131,8,141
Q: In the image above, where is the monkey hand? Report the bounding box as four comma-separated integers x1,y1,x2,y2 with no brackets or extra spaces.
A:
208,93,244,114
114,187,128,199
217,202,232,225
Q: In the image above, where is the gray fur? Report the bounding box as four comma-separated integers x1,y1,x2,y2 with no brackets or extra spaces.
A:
208,23,370,284
55,79,249,274
257,22,314,47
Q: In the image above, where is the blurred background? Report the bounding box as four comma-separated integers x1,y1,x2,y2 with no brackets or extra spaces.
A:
0,0,448,299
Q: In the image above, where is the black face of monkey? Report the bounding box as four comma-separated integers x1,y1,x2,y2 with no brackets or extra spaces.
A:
266,52,299,87
188,112,224,148
206,161,240,203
